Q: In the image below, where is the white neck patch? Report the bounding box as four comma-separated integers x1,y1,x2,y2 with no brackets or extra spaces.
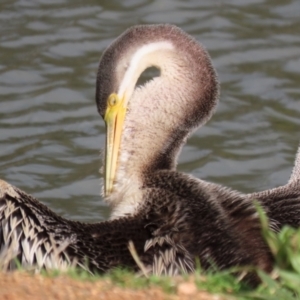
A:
118,41,174,99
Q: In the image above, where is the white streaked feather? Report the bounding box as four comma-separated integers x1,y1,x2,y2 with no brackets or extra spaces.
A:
144,239,153,252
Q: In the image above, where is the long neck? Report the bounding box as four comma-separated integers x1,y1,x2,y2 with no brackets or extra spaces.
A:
108,49,217,217
99,25,219,218
107,54,193,216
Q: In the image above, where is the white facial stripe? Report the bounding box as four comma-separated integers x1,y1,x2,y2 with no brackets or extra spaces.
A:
118,41,174,99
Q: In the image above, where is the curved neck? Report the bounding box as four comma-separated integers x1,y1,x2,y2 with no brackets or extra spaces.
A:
99,25,219,216
108,52,195,215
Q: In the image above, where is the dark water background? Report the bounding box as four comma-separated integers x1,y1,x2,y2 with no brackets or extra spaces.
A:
0,0,299,222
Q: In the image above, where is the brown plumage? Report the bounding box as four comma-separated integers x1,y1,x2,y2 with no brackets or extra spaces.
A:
0,175,272,284
0,24,299,286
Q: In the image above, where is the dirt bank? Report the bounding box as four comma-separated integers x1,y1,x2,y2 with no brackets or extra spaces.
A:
0,272,228,300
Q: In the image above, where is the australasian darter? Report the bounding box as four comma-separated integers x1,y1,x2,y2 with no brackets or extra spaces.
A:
1,24,300,285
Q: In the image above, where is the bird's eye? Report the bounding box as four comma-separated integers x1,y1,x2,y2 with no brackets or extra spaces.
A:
108,93,119,107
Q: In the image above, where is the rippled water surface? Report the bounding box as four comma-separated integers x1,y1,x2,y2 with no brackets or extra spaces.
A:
0,0,299,222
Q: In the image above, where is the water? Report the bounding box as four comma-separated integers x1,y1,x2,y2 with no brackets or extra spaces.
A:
0,0,299,222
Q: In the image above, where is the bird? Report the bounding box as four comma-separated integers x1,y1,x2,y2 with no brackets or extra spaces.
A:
0,24,298,285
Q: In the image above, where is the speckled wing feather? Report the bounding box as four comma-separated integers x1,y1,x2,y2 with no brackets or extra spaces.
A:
0,179,149,273
0,175,273,286
0,179,218,277
0,180,75,271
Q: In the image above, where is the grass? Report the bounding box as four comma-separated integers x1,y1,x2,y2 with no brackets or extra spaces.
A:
79,204,300,299
3,203,300,299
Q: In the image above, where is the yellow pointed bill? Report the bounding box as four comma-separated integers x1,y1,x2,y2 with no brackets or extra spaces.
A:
104,93,126,196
